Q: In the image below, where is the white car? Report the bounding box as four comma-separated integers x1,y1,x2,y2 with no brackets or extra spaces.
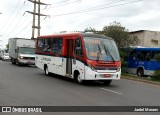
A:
1,53,11,61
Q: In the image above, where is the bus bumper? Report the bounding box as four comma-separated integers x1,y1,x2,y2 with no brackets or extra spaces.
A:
84,68,121,80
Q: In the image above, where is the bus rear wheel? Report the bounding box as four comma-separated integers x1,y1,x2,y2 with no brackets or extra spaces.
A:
137,68,144,77
44,65,51,76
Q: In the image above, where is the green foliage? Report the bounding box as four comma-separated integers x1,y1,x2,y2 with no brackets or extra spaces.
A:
154,54,160,62
84,27,96,33
84,21,139,48
119,48,128,72
152,55,160,80
6,43,9,49
102,21,139,48
153,69,160,81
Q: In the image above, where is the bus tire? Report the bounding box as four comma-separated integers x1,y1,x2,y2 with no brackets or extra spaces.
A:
137,68,144,77
74,71,83,84
44,65,50,76
102,80,112,86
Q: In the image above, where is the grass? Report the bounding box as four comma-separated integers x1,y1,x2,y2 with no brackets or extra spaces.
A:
121,72,160,84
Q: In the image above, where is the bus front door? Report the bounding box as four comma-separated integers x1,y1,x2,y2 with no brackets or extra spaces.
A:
66,39,74,76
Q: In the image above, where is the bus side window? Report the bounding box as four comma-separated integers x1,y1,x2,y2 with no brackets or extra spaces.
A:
74,37,83,57
138,51,145,61
57,38,62,54
52,38,63,54
44,38,52,52
37,39,43,52
137,51,150,61
151,51,160,61
129,51,136,60
145,51,151,61
52,39,57,53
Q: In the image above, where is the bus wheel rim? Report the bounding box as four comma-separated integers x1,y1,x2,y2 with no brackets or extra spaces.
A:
77,75,82,83
46,67,49,75
138,70,143,76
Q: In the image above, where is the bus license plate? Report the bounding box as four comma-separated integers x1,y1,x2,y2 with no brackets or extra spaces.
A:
104,74,110,77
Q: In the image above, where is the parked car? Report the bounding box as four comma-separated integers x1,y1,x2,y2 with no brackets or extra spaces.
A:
1,49,11,61
0,50,2,59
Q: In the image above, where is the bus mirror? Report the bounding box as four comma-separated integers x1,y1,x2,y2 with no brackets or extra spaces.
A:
73,58,76,64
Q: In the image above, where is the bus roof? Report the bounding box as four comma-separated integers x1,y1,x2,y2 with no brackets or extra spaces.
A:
37,32,112,40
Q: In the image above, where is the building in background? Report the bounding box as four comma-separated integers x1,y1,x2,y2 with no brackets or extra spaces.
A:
130,30,160,47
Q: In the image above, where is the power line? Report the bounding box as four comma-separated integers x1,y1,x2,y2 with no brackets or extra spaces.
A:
2,0,25,36
4,0,34,38
44,0,79,7
7,19,33,38
0,0,21,32
22,29,32,38
42,0,81,11
49,0,142,17
13,21,32,37
5,14,25,38
50,0,70,5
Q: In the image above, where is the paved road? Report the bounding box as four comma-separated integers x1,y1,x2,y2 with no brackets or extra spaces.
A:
0,61,160,115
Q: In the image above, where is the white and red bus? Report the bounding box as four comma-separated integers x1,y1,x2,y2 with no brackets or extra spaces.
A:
35,32,121,85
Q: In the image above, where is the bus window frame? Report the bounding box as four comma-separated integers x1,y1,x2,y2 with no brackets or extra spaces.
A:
36,38,44,53
73,36,85,60
36,37,63,56
52,37,63,56
44,38,53,53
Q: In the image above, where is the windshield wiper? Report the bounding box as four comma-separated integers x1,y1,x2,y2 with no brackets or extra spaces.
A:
97,44,102,61
103,44,115,62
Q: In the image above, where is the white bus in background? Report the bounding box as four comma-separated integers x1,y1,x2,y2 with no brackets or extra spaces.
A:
9,38,35,65
35,32,121,85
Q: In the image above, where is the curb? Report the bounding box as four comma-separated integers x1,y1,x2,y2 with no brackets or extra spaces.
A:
121,76,160,86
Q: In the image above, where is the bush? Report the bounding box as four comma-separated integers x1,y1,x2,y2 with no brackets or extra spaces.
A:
152,53,160,80
153,69,160,81
119,48,128,72
155,54,160,62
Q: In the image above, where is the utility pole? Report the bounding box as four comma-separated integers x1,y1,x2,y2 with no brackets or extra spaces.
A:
26,0,49,39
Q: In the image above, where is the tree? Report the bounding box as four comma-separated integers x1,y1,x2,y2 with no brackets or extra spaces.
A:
84,27,97,33
6,43,9,49
102,21,139,48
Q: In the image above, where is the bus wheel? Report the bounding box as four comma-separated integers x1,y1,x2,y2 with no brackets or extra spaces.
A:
102,80,112,86
74,72,83,84
44,65,50,76
137,68,144,77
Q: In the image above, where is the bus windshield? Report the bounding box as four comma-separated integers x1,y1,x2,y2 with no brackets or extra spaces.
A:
19,47,35,54
84,37,120,61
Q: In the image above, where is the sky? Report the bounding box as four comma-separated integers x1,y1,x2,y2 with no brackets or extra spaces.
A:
0,0,160,48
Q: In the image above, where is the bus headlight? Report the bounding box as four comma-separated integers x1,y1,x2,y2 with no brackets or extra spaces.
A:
117,67,121,72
